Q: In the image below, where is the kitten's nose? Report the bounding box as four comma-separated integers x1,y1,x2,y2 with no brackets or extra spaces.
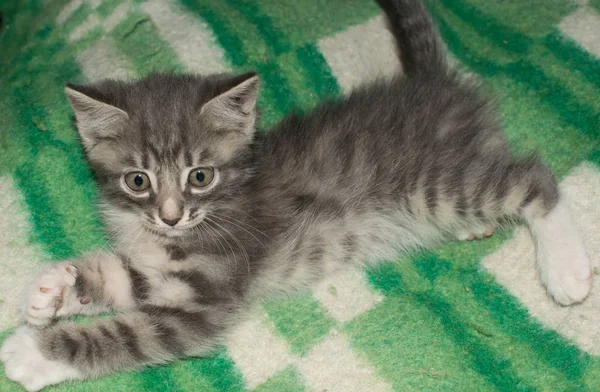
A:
161,217,181,227
159,197,183,227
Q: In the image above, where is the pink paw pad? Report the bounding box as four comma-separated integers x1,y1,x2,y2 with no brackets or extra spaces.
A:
457,224,495,241
25,263,78,326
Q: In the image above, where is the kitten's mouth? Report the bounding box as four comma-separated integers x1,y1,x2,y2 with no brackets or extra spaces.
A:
144,212,207,237
144,224,194,238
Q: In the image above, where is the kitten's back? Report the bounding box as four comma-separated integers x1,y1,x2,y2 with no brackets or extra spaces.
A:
249,0,560,290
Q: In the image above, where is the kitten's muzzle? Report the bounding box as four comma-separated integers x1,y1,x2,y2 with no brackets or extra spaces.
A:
161,217,181,226
158,197,184,227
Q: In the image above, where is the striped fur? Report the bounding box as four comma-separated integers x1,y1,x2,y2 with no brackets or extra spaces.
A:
375,0,447,75
0,0,591,390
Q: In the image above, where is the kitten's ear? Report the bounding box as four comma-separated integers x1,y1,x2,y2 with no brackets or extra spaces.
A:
65,84,129,150
200,73,260,139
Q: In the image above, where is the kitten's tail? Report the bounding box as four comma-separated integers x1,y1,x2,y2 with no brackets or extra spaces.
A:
374,0,446,76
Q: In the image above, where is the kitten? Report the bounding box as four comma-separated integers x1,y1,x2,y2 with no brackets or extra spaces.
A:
1,0,591,390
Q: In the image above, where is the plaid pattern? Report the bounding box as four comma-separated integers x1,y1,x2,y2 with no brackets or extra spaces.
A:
1,0,599,390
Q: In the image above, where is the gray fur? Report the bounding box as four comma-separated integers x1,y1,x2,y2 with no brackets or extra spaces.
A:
375,0,446,75
37,0,561,380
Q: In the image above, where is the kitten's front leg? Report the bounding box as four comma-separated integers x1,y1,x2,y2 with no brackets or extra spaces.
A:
0,325,81,391
24,253,137,327
24,262,80,327
2,303,232,391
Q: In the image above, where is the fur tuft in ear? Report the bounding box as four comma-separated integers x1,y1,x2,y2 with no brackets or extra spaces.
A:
200,73,260,139
65,85,129,151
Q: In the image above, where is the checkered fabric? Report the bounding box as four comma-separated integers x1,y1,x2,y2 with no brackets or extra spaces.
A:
1,0,599,390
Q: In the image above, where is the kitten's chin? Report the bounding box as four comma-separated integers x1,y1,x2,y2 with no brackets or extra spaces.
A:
145,225,189,238
161,228,185,238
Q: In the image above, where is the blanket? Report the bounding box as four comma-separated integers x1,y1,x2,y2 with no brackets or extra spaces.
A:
1,0,599,390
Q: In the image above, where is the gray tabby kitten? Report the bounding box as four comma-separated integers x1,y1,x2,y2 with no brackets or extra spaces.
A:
1,0,591,390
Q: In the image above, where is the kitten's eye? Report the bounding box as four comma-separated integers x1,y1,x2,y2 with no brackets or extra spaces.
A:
124,172,151,192
188,167,215,187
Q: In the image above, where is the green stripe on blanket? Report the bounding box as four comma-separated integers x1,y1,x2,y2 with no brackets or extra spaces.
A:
0,0,599,391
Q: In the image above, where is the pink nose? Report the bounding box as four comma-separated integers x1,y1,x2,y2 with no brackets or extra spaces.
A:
161,217,181,226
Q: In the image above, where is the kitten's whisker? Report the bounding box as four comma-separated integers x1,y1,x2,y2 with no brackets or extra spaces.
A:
211,213,268,250
220,209,270,238
113,221,144,256
104,223,130,252
222,214,270,240
205,218,248,261
205,216,251,277
206,222,235,277
195,221,218,255
80,164,107,189
201,220,234,279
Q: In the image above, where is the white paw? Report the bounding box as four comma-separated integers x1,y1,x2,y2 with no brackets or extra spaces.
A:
24,263,78,327
532,200,592,306
539,244,592,305
0,326,81,391
544,269,592,306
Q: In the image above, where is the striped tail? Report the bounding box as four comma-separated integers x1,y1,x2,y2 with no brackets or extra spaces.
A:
374,0,447,76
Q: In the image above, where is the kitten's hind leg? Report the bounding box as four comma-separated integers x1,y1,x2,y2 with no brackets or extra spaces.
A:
526,197,591,305
505,159,592,305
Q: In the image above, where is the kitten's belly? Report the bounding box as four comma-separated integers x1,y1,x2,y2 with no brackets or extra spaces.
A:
258,211,445,293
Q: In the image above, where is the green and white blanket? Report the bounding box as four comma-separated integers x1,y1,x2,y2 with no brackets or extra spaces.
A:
1,0,599,390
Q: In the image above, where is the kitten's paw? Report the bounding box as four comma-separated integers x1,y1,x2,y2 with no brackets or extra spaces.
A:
532,201,592,306
456,225,495,241
542,256,592,306
0,326,81,391
24,263,78,327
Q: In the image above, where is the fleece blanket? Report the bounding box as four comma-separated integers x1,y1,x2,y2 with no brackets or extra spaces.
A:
1,0,600,391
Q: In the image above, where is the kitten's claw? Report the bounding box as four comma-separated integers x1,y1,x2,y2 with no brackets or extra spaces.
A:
483,225,495,237
0,326,81,391
24,262,77,327
456,225,495,241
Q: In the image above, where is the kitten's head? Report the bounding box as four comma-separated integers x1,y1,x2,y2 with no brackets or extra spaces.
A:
66,72,259,238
